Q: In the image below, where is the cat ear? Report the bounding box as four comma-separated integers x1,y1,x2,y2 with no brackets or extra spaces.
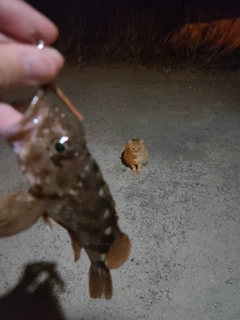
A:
140,139,144,144
128,140,132,145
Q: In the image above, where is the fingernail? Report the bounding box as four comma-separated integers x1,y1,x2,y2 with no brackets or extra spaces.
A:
23,47,64,82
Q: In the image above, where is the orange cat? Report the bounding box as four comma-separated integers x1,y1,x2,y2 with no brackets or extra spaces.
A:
123,139,148,173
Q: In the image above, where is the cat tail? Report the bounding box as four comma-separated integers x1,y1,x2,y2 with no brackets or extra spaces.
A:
89,264,113,300
0,191,46,238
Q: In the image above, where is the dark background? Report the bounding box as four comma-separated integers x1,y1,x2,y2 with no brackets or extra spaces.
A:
25,0,240,65
26,0,240,26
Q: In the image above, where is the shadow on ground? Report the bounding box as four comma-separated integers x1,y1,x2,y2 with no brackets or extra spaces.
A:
0,262,66,320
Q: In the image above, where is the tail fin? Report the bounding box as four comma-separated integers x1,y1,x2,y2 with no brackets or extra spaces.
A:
106,232,131,269
89,265,113,300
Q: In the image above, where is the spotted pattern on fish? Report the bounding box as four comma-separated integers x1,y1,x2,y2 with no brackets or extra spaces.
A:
3,84,131,300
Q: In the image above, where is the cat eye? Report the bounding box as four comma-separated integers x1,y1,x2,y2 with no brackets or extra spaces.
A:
132,148,135,151
138,148,140,150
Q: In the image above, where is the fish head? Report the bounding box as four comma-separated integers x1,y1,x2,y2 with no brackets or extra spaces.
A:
4,86,87,196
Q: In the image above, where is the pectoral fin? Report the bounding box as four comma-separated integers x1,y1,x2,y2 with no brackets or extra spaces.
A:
0,191,47,238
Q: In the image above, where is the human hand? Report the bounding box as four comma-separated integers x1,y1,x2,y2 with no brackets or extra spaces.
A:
0,0,64,134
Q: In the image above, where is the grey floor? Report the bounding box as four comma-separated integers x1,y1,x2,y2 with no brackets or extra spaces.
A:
0,64,240,319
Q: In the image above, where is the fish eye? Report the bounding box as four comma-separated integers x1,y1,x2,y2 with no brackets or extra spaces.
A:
55,142,66,153
52,136,69,153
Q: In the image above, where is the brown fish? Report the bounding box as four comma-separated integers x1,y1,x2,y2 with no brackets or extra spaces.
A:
2,84,131,299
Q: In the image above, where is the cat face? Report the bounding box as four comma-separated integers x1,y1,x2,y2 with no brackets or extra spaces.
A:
128,139,144,155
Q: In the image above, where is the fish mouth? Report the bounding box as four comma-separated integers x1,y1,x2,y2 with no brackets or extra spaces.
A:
3,88,48,145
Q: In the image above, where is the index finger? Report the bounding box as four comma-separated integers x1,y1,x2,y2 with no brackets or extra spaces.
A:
0,0,59,45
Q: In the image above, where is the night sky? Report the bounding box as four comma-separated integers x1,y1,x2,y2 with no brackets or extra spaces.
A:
26,0,240,27
25,0,240,64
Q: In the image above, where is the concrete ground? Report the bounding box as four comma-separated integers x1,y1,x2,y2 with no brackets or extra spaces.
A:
0,64,240,320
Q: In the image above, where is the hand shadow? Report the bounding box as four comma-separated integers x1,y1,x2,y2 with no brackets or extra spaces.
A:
0,262,66,320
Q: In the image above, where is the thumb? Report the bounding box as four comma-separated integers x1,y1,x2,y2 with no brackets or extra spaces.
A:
0,44,64,88
0,103,22,134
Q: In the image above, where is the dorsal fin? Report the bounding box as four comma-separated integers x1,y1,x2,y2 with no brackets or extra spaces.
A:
106,233,131,269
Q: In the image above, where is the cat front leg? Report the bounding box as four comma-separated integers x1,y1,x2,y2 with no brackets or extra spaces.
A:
131,165,137,172
137,164,142,174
